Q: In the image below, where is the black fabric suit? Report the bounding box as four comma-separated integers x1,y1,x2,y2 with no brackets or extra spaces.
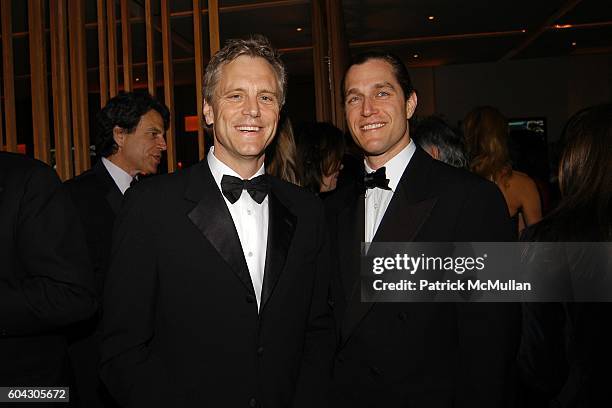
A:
0,152,96,390
100,160,335,408
64,160,123,407
326,146,521,408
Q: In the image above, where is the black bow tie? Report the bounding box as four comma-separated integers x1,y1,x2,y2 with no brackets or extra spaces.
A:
363,167,391,191
221,174,269,204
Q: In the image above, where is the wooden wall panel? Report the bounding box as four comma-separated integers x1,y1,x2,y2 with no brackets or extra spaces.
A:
161,0,176,172
193,0,206,159
208,0,220,55
28,0,51,163
69,0,90,174
120,0,133,91
97,0,109,107
107,0,118,96
1,0,17,152
311,0,332,123
145,0,156,96
325,0,349,132
50,0,74,180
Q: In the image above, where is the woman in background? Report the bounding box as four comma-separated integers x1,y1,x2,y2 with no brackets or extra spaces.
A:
464,106,542,237
519,103,612,407
295,122,345,195
266,115,300,185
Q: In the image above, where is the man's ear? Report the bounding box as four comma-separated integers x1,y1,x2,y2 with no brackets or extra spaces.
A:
203,100,214,126
405,91,418,120
113,126,126,148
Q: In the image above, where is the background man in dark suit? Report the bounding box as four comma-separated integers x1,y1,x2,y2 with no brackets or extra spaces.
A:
0,152,96,394
101,35,334,408
326,52,520,407
64,92,169,407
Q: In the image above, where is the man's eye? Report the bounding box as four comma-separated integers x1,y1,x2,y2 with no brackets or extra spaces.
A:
260,95,275,102
346,96,360,104
377,91,390,97
228,94,242,100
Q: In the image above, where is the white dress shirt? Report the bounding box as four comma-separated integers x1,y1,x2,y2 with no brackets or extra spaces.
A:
364,140,416,242
207,147,269,309
101,157,134,195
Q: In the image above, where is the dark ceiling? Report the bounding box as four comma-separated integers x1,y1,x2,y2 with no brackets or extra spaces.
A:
4,0,612,87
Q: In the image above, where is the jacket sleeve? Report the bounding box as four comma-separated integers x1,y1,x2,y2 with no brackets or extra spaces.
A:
100,186,174,407
0,163,97,336
292,201,336,408
454,180,521,407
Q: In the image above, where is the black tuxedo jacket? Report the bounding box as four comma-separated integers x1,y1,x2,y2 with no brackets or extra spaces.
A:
325,146,521,408
65,160,123,407
100,160,335,408
0,152,97,387
65,160,123,299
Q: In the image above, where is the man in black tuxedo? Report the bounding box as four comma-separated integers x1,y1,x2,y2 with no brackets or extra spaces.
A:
64,92,169,407
326,52,520,407
0,152,96,391
100,36,334,408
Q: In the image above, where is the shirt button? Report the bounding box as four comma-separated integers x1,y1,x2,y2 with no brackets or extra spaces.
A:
247,209,252,215
248,251,253,257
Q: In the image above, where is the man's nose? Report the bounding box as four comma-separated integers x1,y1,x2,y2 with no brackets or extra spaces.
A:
158,135,167,151
242,95,261,117
361,97,377,116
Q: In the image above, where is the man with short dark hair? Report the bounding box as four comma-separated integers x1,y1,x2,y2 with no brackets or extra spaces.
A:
64,92,169,407
101,36,334,408
326,51,519,407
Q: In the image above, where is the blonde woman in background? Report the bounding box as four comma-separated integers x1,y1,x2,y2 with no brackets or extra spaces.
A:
464,106,542,237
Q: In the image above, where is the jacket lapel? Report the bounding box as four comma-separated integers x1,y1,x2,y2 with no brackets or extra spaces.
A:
340,147,438,345
260,185,296,312
186,161,255,295
93,160,123,215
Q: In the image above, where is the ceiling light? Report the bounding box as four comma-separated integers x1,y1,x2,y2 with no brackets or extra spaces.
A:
427,15,435,21
413,54,419,58
296,27,303,32
572,41,577,46
554,24,573,29
521,29,527,33
135,77,140,82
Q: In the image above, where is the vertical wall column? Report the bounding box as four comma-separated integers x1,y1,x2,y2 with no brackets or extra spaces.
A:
161,0,176,172
1,0,17,152
107,0,119,97
311,0,332,123
28,0,51,163
97,0,109,107
325,0,349,132
145,0,156,96
69,0,90,174
193,0,206,160
50,0,73,180
120,0,133,91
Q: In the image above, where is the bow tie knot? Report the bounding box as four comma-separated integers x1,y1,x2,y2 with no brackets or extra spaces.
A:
221,174,269,204
363,166,391,191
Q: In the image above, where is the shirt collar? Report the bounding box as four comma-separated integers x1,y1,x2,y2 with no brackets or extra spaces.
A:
207,146,265,192
364,139,416,192
101,157,134,195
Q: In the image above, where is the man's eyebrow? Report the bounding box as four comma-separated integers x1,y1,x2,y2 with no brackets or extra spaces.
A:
146,126,163,132
373,81,396,90
345,82,396,97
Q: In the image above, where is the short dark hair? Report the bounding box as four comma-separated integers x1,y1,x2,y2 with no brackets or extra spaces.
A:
295,122,346,194
342,51,415,101
413,116,467,169
95,92,170,158
203,35,287,107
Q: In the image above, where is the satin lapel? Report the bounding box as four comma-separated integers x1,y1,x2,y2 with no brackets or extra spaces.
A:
185,162,254,295
341,147,438,346
93,161,123,215
260,189,296,312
